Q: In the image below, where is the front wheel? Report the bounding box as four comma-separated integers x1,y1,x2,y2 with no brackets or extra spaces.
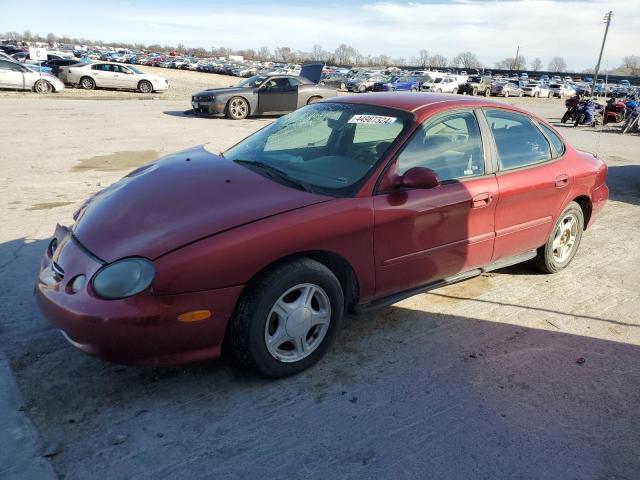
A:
574,113,585,127
504,91,509,98
452,88,458,94
226,96,249,120
484,88,490,97
535,202,584,273
33,79,52,93
138,80,153,93
471,87,478,96
307,96,322,105
229,259,344,377
561,109,572,123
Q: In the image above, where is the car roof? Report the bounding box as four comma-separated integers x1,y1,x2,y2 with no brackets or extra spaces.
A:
327,92,517,117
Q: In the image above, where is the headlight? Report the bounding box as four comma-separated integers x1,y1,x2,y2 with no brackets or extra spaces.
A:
91,257,155,299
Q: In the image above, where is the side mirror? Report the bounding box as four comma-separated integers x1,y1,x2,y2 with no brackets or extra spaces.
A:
398,167,441,189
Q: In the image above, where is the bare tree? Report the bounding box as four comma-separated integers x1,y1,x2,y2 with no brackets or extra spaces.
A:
430,54,448,68
257,46,271,61
547,56,567,72
46,32,57,45
274,46,293,62
334,44,357,66
450,51,482,69
531,57,542,71
419,49,429,67
621,55,640,76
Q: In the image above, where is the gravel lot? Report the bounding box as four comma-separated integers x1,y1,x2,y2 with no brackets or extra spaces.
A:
0,88,638,480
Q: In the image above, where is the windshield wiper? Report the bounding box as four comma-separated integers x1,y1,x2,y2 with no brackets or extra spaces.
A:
233,160,316,193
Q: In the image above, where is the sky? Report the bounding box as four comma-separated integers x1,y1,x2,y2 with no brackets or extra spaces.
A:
1,0,637,70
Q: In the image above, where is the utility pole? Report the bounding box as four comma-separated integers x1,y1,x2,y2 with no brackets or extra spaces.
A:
512,45,520,71
591,11,612,97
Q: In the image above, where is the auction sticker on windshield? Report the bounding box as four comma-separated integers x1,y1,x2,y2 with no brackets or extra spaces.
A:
348,115,397,125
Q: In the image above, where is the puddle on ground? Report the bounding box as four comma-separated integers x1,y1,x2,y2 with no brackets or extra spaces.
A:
72,150,159,172
28,201,74,211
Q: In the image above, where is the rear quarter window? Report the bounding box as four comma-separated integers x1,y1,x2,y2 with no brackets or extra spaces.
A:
538,123,565,157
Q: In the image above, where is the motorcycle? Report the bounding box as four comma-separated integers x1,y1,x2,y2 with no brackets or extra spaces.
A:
621,106,639,134
603,96,637,125
574,99,604,127
561,95,581,123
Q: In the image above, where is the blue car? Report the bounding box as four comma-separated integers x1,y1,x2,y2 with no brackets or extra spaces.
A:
372,76,422,92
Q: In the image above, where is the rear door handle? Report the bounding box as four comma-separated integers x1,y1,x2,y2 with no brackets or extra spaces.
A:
555,174,569,187
472,192,493,208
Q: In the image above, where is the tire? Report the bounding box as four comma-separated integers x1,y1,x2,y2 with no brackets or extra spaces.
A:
358,85,366,93
622,116,638,134
411,87,417,92
229,259,344,377
307,96,322,105
436,88,442,93
561,109,572,124
535,202,584,274
452,88,458,94
519,91,524,97
226,96,249,120
471,87,478,96
504,91,509,98
548,92,552,98
484,88,490,97
574,113,585,127
80,76,95,90
138,80,153,93
33,79,52,94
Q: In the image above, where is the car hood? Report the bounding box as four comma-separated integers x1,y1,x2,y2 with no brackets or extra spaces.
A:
72,146,331,262
193,87,246,97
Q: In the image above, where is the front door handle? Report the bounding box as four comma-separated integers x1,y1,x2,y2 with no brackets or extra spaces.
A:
555,174,569,188
472,192,493,208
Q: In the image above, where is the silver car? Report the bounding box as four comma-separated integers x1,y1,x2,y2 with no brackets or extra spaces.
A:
64,62,169,93
0,59,65,93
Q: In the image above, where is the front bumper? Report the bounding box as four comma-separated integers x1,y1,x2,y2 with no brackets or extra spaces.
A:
191,98,227,116
35,225,243,366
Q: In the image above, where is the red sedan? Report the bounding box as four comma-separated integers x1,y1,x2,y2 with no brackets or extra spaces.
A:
36,93,608,377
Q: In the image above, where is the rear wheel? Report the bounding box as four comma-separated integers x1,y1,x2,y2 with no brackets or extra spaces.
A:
229,259,344,377
484,88,490,97
80,76,95,90
561,109,572,123
33,79,52,93
471,87,478,96
504,90,509,98
535,202,584,273
411,87,417,92
226,96,249,120
574,113,585,127
138,80,153,93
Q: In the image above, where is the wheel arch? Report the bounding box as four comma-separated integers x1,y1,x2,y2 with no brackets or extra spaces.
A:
241,250,360,312
572,195,592,230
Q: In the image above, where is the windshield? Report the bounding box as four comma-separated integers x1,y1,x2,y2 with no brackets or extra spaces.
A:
468,76,481,83
223,103,413,197
237,75,266,88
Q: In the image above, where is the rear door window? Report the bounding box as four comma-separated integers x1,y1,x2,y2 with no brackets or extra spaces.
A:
484,109,552,170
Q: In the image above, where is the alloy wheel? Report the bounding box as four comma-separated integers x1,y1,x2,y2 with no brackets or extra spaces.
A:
552,213,579,263
264,283,331,363
229,98,248,118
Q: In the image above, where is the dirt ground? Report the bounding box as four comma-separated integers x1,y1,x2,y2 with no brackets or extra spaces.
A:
0,86,639,480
